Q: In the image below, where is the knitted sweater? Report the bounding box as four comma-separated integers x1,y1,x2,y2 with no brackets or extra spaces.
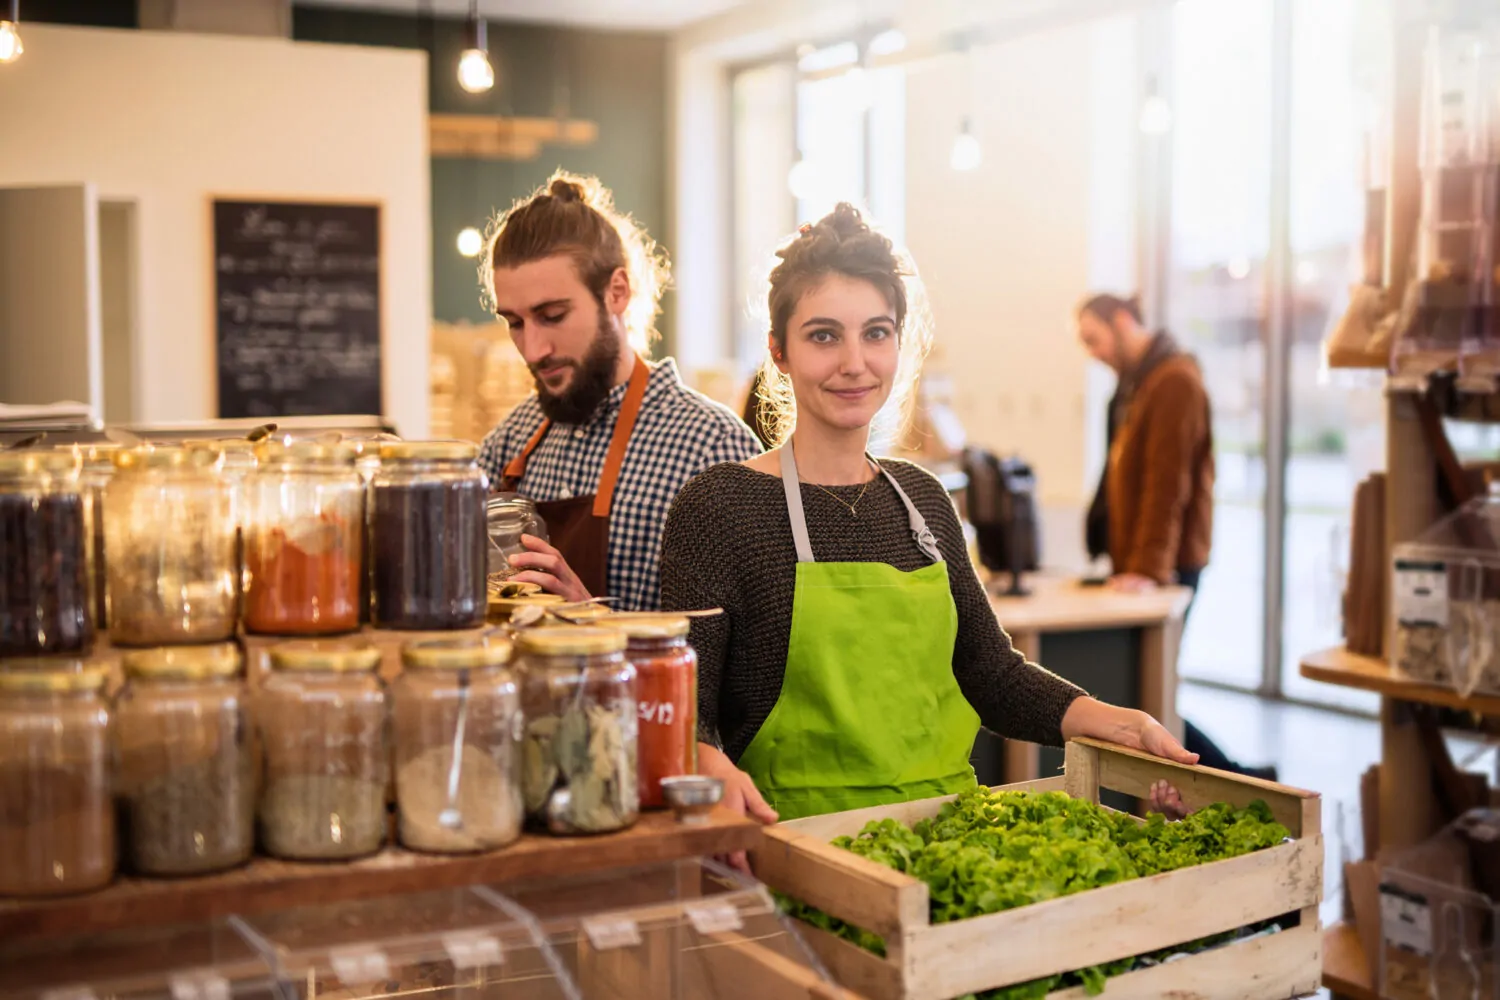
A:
659,458,1088,762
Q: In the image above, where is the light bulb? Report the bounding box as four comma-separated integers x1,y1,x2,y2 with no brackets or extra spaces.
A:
1138,94,1173,135
1296,259,1320,285
788,158,819,201
0,22,23,64
950,122,982,172
1227,256,1251,280
457,48,495,93
456,227,484,258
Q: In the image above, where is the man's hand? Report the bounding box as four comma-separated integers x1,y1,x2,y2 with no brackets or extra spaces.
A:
1108,572,1158,593
508,534,591,603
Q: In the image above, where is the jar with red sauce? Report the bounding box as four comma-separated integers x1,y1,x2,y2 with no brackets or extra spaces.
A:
243,441,364,636
609,614,697,809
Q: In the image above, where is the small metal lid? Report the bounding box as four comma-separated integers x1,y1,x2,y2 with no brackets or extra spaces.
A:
122,642,243,680
0,450,83,477
112,445,224,473
516,627,627,657
254,439,358,467
269,639,382,673
0,666,109,694
603,614,691,640
402,635,513,670
377,440,478,463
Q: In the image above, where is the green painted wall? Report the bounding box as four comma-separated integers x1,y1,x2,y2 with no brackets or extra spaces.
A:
292,7,672,345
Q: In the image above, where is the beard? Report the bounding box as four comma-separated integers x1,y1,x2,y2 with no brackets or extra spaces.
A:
532,307,622,425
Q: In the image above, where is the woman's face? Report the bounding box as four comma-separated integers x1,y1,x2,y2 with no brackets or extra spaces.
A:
775,274,899,436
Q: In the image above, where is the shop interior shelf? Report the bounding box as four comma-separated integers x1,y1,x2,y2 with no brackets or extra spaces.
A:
1322,921,1378,1000
1300,645,1500,716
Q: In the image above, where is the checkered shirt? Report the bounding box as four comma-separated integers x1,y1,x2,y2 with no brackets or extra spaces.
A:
478,358,762,612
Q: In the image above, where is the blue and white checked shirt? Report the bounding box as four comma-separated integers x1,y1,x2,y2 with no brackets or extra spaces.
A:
478,358,762,612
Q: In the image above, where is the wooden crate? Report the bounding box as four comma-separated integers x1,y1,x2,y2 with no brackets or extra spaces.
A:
751,738,1324,1000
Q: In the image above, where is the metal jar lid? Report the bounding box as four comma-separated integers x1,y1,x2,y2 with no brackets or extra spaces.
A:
402,635,513,670
269,639,382,673
601,614,692,640
516,627,627,658
122,642,243,681
377,440,478,463
0,666,109,694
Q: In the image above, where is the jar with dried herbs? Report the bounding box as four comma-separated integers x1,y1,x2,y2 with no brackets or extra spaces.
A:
611,615,697,810
0,667,115,897
0,450,93,657
105,446,238,647
370,441,488,630
256,640,388,860
518,628,638,835
393,635,522,853
244,440,364,636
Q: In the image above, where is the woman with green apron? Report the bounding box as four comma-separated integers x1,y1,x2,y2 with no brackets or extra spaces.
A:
660,204,1193,843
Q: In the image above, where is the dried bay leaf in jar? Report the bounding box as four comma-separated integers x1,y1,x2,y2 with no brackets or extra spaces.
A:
0,450,94,657
115,642,254,875
394,635,522,853
606,615,698,810
0,666,115,896
256,640,389,860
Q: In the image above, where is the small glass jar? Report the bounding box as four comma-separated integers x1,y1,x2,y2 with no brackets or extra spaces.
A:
105,447,238,647
0,450,94,657
0,666,115,897
612,615,698,810
486,493,548,595
256,640,388,860
114,643,253,875
370,441,488,630
243,441,364,636
517,628,638,835
393,636,523,853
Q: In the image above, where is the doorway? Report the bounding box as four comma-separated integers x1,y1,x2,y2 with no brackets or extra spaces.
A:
97,199,139,424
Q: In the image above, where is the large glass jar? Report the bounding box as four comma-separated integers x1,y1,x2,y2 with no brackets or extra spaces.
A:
256,640,388,860
485,493,548,596
0,666,114,897
65,443,121,634
114,643,254,876
244,441,364,636
612,615,698,810
517,628,638,835
105,447,237,647
0,450,93,657
393,635,522,853
370,442,488,630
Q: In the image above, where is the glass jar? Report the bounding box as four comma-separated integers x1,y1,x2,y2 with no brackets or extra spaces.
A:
486,493,548,595
256,640,388,860
243,441,364,636
0,450,94,657
612,615,698,810
370,441,488,630
105,446,238,647
0,666,114,897
517,628,637,835
114,642,253,875
393,635,523,853
64,443,121,634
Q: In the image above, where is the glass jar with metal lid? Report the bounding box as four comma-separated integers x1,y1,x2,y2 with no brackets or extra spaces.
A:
393,635,523,853
114,642,253,875
256,640,388,860
485,493,548,595
0,450,93,657
606,615,698,810
105,446,238,647
517,627,638,834
243,440,364,636
370,441,488,630
0,666,115,896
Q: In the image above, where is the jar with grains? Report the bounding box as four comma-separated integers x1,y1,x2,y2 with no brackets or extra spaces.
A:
243,440,364,636
517,628,638,835
393,635,523,853
370,441,487,630
194,439,258,618
105,447,238,647
0,666,115,897
114,643,253,876
256,640,388,860
65,442,121,633
609,615,698,810
0,450,93,657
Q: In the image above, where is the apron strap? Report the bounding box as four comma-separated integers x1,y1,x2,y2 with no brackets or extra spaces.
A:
593,354,650,518
501,419,552,487
780,443,944,565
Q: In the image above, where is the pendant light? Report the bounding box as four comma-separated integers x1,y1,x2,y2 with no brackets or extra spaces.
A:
457,0,495,94
950,117,982,172
0,0,24,65
1138,75,1173,135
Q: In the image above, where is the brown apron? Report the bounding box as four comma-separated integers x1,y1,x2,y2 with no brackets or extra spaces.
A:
496,356,649,599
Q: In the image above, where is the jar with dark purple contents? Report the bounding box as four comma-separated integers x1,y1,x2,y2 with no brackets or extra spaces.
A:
0,450,94,656
370,441,488,630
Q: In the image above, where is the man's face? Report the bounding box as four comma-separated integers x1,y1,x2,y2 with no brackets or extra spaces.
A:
1077,310,1125,373
492,255,622,424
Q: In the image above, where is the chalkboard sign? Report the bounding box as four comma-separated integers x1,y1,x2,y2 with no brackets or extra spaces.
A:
214,199,383,419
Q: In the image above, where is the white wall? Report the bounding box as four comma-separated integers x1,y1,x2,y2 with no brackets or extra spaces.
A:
0,24,431,436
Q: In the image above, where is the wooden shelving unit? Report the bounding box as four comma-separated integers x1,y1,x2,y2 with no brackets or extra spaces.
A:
1300,645,1500,717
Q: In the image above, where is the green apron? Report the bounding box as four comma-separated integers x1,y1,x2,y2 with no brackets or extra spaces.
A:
736,444,981,821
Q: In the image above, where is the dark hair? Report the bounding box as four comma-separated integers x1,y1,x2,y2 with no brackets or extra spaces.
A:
1077,292,1143,326
481,171,669,346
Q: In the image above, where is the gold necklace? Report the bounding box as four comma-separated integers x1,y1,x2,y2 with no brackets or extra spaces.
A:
808,462,878,517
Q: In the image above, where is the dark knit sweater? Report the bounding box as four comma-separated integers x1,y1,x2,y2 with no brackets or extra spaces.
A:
659,458,1088,762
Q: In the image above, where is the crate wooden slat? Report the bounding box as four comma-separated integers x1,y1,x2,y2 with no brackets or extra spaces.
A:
751,739,1324,1000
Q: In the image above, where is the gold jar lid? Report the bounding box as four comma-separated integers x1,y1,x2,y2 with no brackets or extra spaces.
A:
254,439,358,467
0,450,82,478
61,442,123,470
517,627,627,658
122,642,243,680
602,614,691,640
402,635,513,670
0,666,109,694
113,445,224,473
378,440,478,463
269,640,382,673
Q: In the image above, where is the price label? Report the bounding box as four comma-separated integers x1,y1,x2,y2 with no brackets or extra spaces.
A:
169,973,231,1000
1380,885,1433,956
685,901,743,936
443,932,505,970
582,916,641,951
1395,559,1448,627
329,946,391,985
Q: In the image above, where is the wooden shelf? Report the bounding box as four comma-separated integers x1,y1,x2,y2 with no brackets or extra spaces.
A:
0,807,760,942
1300,645,1500,716
1323,921,1378,1000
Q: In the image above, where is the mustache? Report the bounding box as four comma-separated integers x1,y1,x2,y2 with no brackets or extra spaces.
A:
529,359,577,380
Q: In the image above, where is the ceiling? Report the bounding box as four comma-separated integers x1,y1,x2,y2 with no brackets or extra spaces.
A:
295,0,750,31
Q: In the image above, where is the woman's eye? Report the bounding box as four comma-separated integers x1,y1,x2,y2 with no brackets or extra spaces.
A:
809,329,837,344
866,326,893,342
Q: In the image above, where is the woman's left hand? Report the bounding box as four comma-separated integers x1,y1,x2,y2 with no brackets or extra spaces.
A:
1060,697,1198,819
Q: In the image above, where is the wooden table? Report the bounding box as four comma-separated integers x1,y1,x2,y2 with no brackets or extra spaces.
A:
1321,921,1379,1000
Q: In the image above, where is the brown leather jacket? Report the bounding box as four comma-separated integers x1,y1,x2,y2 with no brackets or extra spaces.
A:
1106,354,1214,583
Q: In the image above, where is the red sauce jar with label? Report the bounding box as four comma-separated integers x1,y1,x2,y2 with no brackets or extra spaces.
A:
613,615,697,809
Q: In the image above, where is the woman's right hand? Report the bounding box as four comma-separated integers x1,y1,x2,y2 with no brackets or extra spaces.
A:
699,742,777,873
